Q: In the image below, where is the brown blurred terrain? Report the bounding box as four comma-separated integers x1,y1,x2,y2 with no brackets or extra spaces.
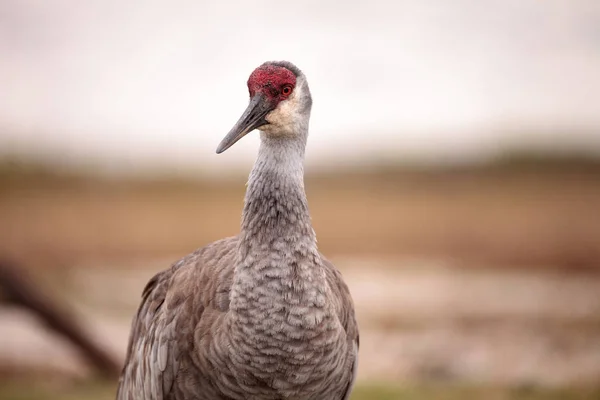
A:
1,155,599,272
1,156,600,399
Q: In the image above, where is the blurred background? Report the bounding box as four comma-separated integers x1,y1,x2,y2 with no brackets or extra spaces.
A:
1,0,600,399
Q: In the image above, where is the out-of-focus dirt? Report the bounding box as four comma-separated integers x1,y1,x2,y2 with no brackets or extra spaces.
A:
1,168,600,272
1,259,599,385
1,165,600,385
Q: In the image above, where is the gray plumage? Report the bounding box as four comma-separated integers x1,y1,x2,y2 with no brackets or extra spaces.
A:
116,61,359,400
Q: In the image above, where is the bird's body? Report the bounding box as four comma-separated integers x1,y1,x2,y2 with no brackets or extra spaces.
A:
117,61,359,400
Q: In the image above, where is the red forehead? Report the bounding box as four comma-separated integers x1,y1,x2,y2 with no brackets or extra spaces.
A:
247,65,296,94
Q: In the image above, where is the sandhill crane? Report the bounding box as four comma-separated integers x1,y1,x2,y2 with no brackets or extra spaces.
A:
116,61,359,400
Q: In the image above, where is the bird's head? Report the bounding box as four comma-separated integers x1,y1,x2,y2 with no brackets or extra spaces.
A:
216,61,312,154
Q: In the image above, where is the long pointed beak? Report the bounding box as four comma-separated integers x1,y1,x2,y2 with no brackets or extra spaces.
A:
216,93,273,154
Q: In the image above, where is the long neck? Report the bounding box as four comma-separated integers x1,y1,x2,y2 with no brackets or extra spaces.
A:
238,133,315,253
230,130,326,318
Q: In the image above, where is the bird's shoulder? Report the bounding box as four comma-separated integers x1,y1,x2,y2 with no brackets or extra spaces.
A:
139,235,238,318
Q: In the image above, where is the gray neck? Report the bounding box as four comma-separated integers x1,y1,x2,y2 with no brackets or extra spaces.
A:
230,129,325,320
238,132,315,253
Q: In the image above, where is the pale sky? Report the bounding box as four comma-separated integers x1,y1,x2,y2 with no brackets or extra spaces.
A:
1,0,599,175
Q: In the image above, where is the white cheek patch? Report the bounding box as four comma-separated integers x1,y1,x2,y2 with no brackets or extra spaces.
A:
264,85,304,137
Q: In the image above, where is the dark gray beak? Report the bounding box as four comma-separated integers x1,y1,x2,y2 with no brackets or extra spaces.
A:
216,93,274,154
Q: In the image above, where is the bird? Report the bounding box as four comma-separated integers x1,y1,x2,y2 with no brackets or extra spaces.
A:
116,61,359,400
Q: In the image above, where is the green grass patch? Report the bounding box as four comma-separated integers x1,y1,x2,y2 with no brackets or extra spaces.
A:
1,381,600,400
352,384,600,400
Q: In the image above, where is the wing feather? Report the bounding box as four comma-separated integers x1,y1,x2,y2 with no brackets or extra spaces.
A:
117,238,237,400
321,257,360,400
116,266,190,400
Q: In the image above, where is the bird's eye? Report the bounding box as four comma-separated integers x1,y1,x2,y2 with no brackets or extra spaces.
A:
281,85,293,96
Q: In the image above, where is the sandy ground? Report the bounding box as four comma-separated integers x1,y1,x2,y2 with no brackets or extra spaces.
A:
3,168,600,272
1,258,600,386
